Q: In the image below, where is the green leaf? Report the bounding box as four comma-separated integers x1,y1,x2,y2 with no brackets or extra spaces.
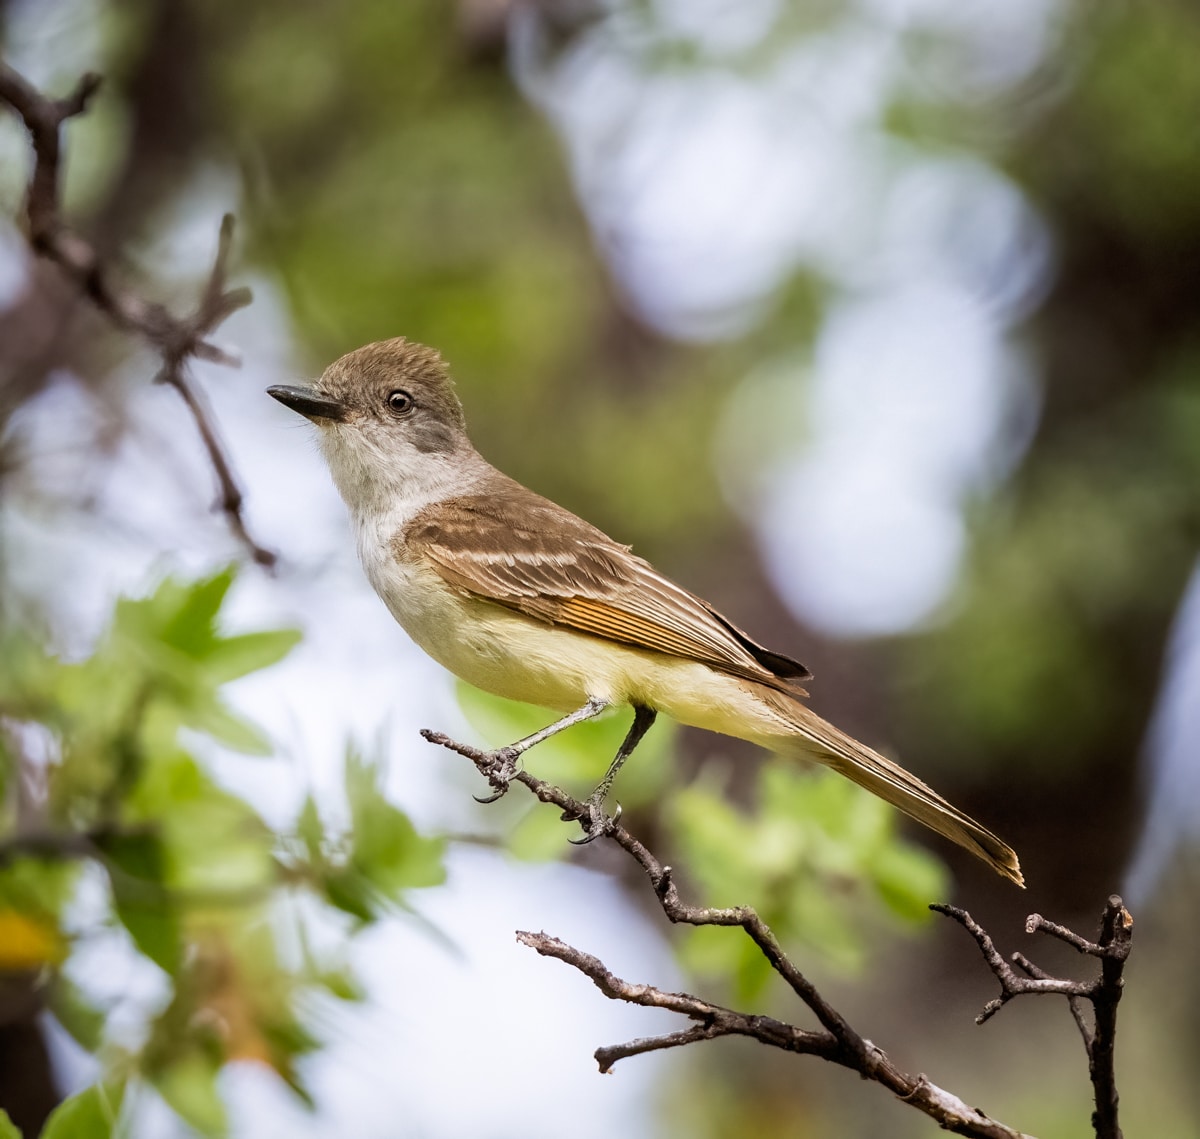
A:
323,873,374,922
182,700,273,756
98,569,291,761
0,858,79,927
0,628,57,722
155,1054,227,1138
40,1082,125,1139
318,967,364,1002
296,796,324,863
159,569,235,657
46,975,108,1053
127,752,274,897
100,832,182,972
309,750,447,922
203,629,302,683
345,751,447,893
872,842,949,923
0,1107,20,1139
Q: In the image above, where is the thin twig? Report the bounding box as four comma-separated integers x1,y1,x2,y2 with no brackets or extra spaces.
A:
423,728,1033,1139
517,930,839,1069
594,1023,729,1070
929,904,1094,1024
0,65,274,567
1025,912,1113,959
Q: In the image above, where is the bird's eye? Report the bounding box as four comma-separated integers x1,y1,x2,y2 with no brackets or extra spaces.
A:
387,389,414,415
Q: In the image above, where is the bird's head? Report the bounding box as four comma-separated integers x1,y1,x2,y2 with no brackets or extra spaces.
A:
269,336,473,510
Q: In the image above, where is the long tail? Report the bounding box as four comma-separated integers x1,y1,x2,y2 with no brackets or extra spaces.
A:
759,697,1023,886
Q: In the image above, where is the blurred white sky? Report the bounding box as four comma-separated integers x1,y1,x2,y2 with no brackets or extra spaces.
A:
2,0,1198,1134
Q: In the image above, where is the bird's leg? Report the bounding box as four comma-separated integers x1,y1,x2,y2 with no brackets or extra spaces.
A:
474,697,610,803
570,705,657,845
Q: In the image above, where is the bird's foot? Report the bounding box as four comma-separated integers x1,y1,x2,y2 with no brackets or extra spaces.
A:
473,746,523,803
567,793,623,845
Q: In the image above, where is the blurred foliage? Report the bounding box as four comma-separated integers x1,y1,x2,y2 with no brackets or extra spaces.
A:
0,571,445,1136
0,1083,122,1139
671,761,946,999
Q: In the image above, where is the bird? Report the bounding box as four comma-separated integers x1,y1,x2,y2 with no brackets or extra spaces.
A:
268,336,1023,886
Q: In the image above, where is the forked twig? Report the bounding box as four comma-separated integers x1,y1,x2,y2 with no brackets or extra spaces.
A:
0,65,273,566
933,897,1132,1139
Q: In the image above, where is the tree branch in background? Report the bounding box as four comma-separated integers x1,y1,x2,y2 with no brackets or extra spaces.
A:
0,65,275,567
422,728,1043,1139
933,897,1132,1139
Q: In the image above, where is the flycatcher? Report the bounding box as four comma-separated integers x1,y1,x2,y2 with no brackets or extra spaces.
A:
269,337,1022,885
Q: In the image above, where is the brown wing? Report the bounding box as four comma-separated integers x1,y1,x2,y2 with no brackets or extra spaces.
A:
402,484,811,693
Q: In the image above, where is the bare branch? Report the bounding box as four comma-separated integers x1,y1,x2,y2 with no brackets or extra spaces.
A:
1025,911,1115,958
1089,897,1133,1139
424,729,1034,1139
516,930,838,1070
594,1023,729,1071
929,904,1093,1024
0,65,275,567
935,897,1132,1139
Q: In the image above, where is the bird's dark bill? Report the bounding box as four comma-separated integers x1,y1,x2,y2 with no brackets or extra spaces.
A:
267,385,347,422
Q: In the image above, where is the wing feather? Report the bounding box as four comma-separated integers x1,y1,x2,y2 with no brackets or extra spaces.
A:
403,487,810,693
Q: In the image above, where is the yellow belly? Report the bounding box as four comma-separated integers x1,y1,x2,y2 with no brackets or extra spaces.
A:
373,557,795,742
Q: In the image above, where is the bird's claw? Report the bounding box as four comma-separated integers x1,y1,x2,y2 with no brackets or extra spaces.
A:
567,795,621,845
473,747,522,804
